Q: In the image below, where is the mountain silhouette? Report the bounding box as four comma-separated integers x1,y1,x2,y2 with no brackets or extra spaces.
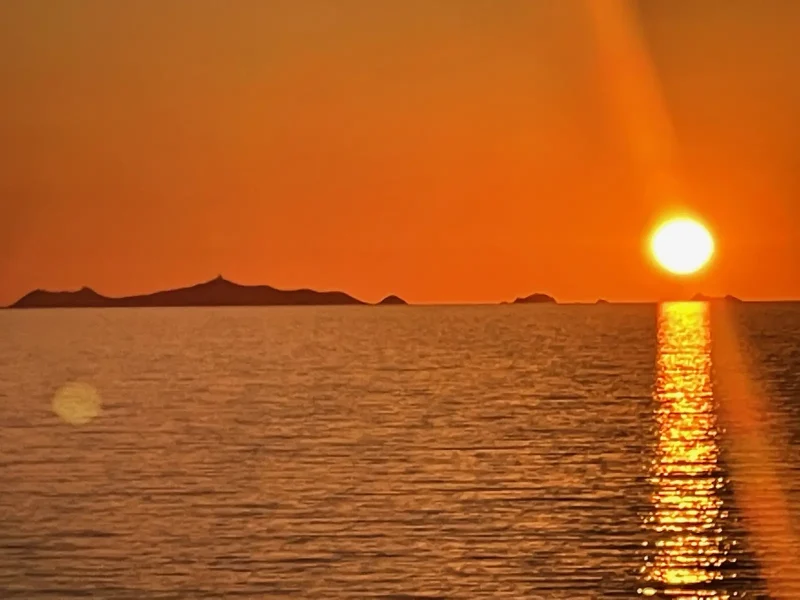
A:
8,276,368,308
512,293,557,304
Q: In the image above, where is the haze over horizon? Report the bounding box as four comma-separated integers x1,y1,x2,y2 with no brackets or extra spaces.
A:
2,0,799,305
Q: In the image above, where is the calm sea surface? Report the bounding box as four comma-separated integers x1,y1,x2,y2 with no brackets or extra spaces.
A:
2,303,800,599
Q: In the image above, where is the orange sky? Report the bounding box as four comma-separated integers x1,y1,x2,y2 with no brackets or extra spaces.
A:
1,0,799,305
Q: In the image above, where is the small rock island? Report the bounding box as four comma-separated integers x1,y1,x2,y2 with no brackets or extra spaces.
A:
377,295,408,306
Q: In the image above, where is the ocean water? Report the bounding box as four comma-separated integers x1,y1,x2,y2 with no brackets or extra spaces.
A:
1,303,800,599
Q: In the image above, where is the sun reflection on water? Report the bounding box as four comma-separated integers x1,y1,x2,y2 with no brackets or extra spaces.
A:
640,302,737,599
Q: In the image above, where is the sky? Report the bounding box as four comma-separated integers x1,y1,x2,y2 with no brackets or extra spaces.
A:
1,0,799,304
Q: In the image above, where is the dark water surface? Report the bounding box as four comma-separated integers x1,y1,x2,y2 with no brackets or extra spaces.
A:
1,303,800,599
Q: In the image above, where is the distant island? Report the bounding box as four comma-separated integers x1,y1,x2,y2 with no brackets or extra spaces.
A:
690,293,744,303
7,276,407,309
512,293,557,304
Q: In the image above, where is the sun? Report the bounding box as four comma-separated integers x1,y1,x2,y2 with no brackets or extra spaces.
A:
650,217,715,275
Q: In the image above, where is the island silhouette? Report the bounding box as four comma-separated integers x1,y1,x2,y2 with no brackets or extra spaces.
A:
512,293,557,304
7,278,755,309
691,293,743,303
377,295,408,306
8,275,409,309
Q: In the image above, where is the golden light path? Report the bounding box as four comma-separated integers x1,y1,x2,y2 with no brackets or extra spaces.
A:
52,382,102,425
641,302,734,598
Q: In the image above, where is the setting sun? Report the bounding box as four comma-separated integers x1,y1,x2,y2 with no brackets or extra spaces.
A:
651,218,715,276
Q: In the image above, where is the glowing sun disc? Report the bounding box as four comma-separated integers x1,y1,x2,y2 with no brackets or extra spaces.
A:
651,217,715,275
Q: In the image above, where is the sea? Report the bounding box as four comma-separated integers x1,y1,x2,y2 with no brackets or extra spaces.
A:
1,302,800,599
